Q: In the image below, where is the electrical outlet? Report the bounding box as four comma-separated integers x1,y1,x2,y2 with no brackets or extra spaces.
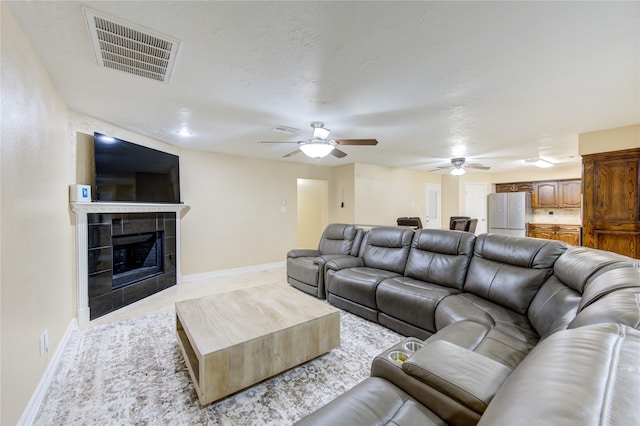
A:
39,330,49,356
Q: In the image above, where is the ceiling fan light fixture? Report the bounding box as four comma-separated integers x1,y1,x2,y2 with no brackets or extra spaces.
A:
312,126,331,140
451,167,466,176
300,142,334,158
525,158,554,168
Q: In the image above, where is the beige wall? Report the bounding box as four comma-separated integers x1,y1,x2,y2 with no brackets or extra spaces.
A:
353,163,438,226
579,124,640,155
329,164,355,224
178,150,331,274
1,5,75,424
490,165,582,185
297,179,329,249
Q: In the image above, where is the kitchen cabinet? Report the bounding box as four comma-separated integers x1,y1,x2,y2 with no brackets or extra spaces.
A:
495,182,534,193
532,179,581,208
582,148,640,258
528,223,581,246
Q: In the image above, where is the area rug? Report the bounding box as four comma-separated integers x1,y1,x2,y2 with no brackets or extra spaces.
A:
34,308,403,425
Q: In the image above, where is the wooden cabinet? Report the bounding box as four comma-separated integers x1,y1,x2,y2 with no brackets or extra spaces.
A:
528,223,581,246
532,179,581,208
558,180,581,208
582,148,640,259
556,225,582,246
533,181,558,208
495,182,533,193
528,224,556,240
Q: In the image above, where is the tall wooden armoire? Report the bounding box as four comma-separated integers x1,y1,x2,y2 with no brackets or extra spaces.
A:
582,147,640,259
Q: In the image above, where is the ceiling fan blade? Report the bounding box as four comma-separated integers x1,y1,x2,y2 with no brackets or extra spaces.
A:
283,149,301,158
466,164,491,170
259,141,301,144
335,139,378,146
331,148,348,158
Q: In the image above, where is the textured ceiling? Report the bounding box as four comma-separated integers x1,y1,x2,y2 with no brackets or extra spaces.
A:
7,1,640,173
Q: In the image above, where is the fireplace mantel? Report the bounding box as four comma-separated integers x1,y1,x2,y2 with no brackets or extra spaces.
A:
71,201,190,215
71,202,190,326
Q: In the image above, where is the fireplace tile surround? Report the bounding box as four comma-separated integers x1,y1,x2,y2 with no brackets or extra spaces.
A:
88,212,177,320
71,202,189,326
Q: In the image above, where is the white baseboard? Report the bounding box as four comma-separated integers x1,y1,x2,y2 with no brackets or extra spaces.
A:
18,318,78,426
182,261,285,283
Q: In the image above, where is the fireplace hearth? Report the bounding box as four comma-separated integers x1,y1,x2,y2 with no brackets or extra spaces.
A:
87,212,176,320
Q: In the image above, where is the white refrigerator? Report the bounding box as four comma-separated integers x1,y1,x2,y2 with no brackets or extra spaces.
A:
488,192,532,237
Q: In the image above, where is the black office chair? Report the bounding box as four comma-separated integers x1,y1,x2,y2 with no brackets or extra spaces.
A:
397,217,423,229
449,216,470,230
465,219,478,234
451,219,469,231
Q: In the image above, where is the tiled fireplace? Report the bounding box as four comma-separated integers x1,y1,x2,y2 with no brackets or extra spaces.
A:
71,202,189,326
88,212,176,320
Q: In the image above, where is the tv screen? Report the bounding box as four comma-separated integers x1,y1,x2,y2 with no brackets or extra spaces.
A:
93,133,181,203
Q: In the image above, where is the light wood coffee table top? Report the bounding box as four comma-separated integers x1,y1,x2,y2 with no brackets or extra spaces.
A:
176,283,340,405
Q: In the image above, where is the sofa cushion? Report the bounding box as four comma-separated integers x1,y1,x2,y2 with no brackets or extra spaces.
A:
527,276,581,339
463,234,566,314
426,318,537,369
403,229,476,291
402,340,512,414
318,223,362,256
569,267,640,329
478,324,640,426
377,277,459,334
362,227,414,274
294,377,447,426
326,267,402,310
552,246,636,294
527,246,637,339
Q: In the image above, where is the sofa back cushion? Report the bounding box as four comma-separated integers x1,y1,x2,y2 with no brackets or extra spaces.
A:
318,224,362,256
362,227,414,274
463,234,567,315
404,229,476,290
528,246,637,338
569,268,640,329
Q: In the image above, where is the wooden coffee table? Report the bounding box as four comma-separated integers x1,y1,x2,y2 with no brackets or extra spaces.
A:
175,283,340,405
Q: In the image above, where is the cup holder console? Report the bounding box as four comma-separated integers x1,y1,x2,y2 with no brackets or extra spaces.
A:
404,341,423,352
388,350,409,364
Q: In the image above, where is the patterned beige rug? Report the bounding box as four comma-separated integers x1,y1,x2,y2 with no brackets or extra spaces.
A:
34,308,402,425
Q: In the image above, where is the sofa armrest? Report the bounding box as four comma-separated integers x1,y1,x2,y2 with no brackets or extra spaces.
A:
287,249,320,258
325,256,364,271
402,340,511,414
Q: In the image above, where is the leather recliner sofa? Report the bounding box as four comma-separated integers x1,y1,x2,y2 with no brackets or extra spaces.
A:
287,223,363,298
289,225,640,425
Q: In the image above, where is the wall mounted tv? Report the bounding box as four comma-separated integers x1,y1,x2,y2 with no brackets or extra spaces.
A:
93,133,181,203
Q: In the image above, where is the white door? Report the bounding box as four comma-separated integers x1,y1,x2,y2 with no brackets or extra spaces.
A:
424,183,442,229
464,182,488,234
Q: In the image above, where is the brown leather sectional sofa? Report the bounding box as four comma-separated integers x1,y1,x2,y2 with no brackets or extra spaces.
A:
288,225,640,425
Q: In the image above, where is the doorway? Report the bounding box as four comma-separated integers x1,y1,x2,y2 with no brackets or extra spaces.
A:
296,178,329,248
464,182,488,234
424,183,442,229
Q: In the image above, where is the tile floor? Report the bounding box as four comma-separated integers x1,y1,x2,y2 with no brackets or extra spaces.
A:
87,266,287,328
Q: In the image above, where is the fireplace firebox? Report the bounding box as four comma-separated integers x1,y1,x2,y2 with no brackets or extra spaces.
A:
112,231,164,290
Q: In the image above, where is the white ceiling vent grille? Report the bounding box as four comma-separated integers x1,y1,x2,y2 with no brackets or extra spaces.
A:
83,8,180,83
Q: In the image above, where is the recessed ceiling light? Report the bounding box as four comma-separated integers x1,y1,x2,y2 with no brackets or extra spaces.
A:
177,127,192,137
524,158,554,168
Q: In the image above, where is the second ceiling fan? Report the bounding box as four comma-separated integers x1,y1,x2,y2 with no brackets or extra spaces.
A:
259,121,378,158
429,158,490,175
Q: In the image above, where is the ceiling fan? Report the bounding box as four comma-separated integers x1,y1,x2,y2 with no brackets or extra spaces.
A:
428,158,490,175
259,121,378,158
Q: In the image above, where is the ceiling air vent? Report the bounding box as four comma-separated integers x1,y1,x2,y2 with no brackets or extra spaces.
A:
272,125,301,135
83,8,180,83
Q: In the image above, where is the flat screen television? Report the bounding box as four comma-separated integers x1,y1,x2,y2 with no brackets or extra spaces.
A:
93,133,181,203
